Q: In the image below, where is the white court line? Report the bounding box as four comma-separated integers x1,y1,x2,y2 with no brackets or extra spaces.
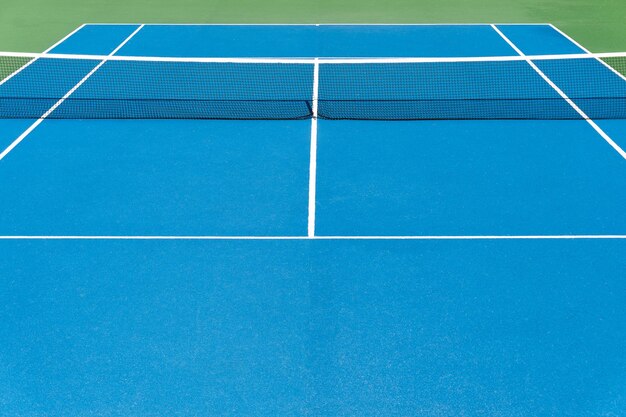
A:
491,24,626,160
0,24,86,87
0,235,624,240
3,51,625,64
43,24,89,52
0,25,145,163
548,24,626,83
84,23,553,26
308,59,320,237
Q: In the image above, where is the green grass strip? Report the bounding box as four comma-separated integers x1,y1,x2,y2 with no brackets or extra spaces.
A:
0,57,34,83
601,57,626,78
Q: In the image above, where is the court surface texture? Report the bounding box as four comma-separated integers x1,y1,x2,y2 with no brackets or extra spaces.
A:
0,24,625,416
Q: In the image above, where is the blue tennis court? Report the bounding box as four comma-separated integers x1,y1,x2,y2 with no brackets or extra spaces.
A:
1,24,625,416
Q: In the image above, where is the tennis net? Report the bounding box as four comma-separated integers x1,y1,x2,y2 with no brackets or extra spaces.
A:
0,51,625,120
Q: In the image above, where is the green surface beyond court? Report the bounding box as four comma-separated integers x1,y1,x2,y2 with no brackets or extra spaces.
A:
0,57,31,80
0,0,624,53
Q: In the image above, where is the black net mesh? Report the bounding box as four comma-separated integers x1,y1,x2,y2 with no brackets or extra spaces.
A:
0,56,314,119
0,53,625,120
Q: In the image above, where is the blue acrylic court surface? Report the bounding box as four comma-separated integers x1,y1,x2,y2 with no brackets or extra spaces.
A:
0,24,625,416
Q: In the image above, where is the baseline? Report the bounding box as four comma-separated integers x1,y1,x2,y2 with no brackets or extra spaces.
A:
84,23,554,26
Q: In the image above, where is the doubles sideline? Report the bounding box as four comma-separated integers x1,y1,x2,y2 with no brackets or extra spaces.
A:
491,24,626,160
0,25,145,162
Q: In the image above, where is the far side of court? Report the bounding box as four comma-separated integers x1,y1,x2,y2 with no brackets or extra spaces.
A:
0,0,625,52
